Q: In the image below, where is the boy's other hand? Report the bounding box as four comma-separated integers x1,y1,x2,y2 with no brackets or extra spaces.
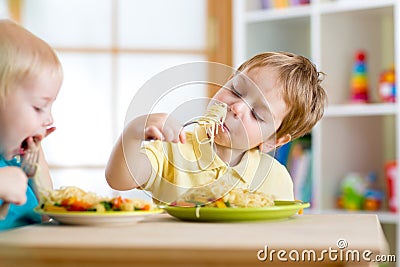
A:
0,167,28,205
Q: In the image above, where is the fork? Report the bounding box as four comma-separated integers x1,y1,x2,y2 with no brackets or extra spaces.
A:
0,148,40,220
21,148,40,178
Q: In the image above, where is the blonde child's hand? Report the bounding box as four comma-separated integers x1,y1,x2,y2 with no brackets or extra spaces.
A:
0,167,28,205
128,113,186,143
21,127,55,155
23,136,41,153
20,127,55,190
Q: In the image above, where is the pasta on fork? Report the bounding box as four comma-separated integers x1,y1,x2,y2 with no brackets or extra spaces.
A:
185,102,228,145
176,102,274,209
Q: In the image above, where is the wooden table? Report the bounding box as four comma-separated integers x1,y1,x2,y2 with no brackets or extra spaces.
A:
0,214,389,267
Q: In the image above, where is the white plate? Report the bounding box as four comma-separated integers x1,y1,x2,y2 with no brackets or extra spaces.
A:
35,208,163,226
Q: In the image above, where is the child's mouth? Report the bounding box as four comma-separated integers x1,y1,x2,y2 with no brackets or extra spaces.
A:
220,123,229,133
19,136,40,155
19,138,29,155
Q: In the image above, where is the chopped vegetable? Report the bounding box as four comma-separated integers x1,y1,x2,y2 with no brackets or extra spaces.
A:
38,186,154,212
215,199,227,208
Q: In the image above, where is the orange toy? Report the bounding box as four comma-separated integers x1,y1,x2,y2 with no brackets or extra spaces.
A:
378,66,396,103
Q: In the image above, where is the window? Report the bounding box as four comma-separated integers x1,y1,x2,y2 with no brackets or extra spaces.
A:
3,0,232,198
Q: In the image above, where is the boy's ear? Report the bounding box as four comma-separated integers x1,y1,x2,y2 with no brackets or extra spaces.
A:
259,134,292,153
276,133,292,147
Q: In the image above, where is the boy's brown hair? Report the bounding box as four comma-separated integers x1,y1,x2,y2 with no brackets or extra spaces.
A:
236,51,327,141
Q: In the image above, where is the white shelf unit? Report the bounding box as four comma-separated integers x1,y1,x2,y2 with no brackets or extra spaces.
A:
233,0,399,263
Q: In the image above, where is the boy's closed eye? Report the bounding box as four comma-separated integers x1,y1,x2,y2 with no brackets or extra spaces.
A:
33,101,51,113
251,108,265,122
230,85,243,97
33,106,43,113
229,86,265,122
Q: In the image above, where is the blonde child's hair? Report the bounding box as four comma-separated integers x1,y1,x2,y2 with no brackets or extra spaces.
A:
236,51,327,141
0,19,62,101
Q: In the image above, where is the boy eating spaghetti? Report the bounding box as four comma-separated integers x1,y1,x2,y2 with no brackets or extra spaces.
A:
105,52,327,205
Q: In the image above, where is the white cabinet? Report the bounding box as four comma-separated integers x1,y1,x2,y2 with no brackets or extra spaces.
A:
233,0,399,262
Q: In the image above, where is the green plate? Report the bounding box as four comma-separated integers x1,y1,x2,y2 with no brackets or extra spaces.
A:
162,201,310,222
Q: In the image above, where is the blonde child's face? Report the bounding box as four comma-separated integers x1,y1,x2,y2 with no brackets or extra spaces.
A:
0,71,61,160
211,66,287,151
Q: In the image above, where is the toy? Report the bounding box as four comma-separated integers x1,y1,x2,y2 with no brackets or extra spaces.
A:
363,172,383,211
338,172,384,211
385,161,397,212
262,0,310,9
339,173,365,210
273,0,290,8
378,66,396,103
350,50,369,103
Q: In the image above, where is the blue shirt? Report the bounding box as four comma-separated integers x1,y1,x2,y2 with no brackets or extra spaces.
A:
0,156,41,231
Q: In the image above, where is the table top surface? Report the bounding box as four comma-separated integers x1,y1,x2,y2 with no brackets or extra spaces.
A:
0,213,388,253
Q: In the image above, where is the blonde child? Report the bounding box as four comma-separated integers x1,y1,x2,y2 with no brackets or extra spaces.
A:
0,20,62,230
106,52,326,204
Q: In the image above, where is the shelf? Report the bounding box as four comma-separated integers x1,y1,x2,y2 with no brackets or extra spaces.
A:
319,0,396,15
324,103,397,117
245,5,311,22
244,0,395,21
235,0,399,261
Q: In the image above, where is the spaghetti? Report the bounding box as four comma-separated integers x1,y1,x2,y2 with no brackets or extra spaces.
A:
187,102,228,145
171,186,274,208
175,102,274,209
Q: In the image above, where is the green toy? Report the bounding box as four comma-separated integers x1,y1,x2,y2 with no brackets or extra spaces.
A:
339,173,365,210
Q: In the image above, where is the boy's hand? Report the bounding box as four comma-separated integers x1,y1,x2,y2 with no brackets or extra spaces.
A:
0,167,28,205
129,113,186,143
106,113,186,190
20,127,56,191
22,127,56,154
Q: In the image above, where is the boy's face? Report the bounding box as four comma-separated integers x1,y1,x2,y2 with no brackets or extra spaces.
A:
211,66,287,151
0,71,61,160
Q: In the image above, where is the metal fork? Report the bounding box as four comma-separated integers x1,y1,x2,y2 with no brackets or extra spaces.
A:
21,148,40,178
0,148,40,220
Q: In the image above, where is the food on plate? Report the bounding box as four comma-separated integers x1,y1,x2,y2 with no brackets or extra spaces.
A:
170,187,275,208
38,186,154,212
